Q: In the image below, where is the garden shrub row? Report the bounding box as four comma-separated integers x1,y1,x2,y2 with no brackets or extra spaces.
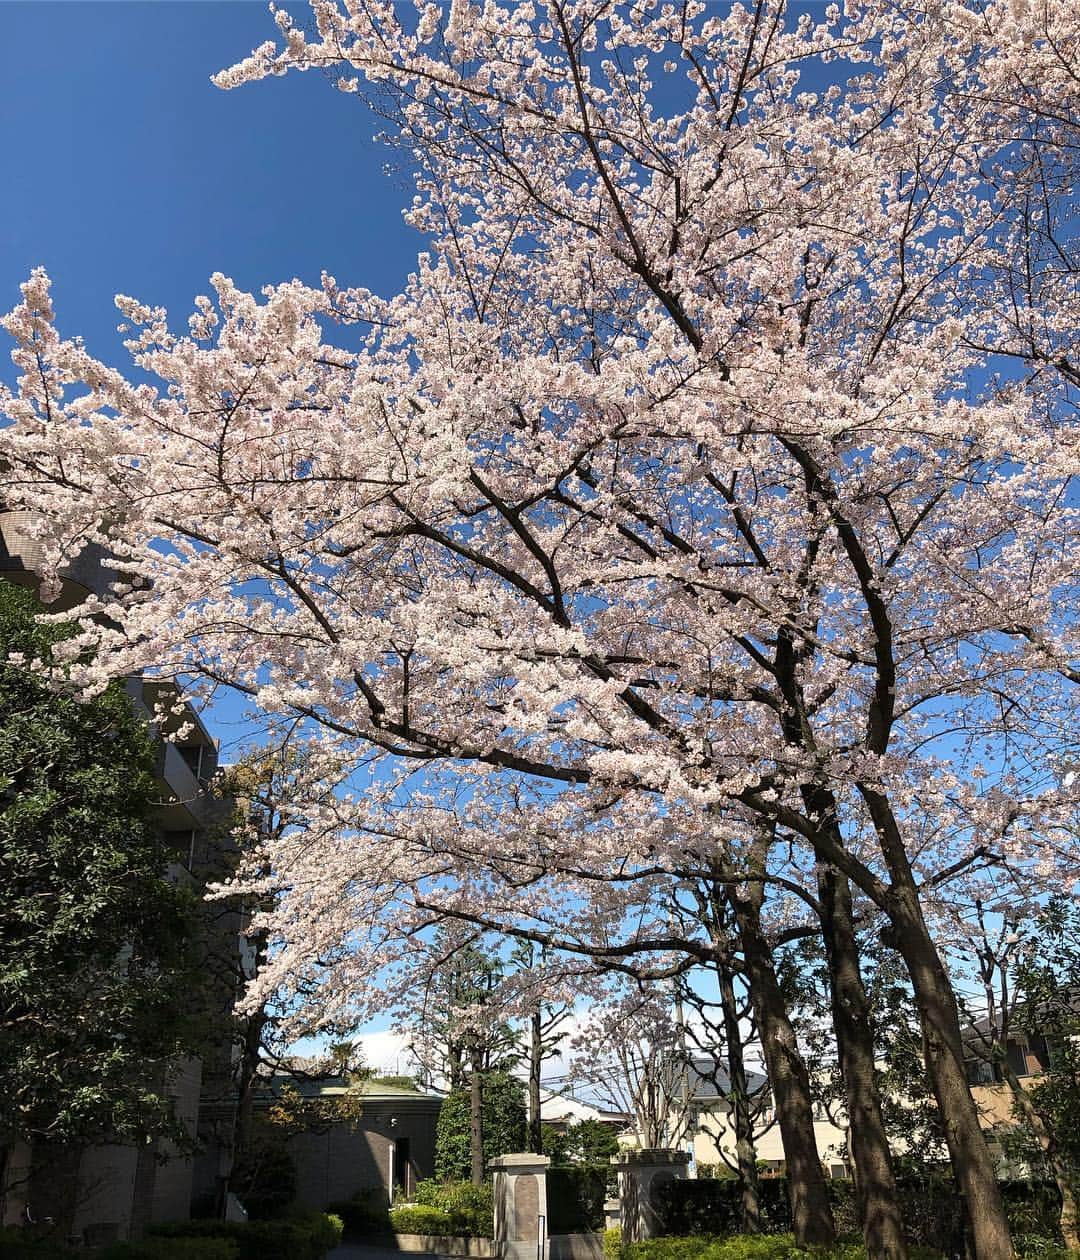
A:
614,1233,951,1260
331,1178,494,1238
547,1164,610,1233
101,1239,239,1259
146,1210,342,1259
413,1177,494,1235
652,1175,1068,1259
388,1204,458,1234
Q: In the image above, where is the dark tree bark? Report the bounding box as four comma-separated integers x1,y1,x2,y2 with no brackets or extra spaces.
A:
469,1042,485,1187
884,879,1014,1260
732,887,836,1248
818,862,907,1260
528,1008,543,1154
716,952,761,1233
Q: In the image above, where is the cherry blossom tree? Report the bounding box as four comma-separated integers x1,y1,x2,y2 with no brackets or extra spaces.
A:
1,2,1078,1257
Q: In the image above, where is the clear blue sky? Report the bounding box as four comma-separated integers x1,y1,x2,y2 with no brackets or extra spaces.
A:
1,1,426,758
1,2,419,352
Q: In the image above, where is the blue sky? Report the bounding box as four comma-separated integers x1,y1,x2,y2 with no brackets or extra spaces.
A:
1,2,418,352
2,1,425,758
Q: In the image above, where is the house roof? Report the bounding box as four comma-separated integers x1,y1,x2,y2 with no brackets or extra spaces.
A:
678,1057,768,1101
263,1074,442,1104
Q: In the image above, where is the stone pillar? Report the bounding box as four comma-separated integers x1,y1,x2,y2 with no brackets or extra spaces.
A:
612,1149,691,1243
491,1153,551,1260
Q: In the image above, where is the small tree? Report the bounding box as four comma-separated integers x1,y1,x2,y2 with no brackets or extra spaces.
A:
435,1072,527,1184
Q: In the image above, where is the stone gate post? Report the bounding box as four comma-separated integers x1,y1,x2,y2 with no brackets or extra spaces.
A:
491,1153,551,1260
612,1149,691,1243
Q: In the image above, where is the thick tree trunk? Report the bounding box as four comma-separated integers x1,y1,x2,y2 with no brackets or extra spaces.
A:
469,1044,485,1187
818,865,907,1260
528,1008,543,1154
888,889,1014,1260
733,892,836,1247
716,955,761,1233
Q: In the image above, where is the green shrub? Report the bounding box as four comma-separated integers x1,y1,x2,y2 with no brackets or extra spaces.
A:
621,1235,941,1260
411,1178,493,1236
389,1205,456,1235
604,1227,624,1260
100,1240,239,1260
652,1177,793,1237
1013,1237,1080,1260
147,1211,341,1260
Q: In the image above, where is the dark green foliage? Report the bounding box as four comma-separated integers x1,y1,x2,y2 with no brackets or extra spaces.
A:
100,1239,240,1259
0,583,199,1147
229,1130,298,1218
653,1176,794,1238
614,1235,946,1260
326,1188,392,1236
652,1176,1065,1259
563,1120,621,1165
0,1227,81,1258
1014,899,1080,1186
147,1211,342,1260
547,1165,610,1233
435,1071,527,1181
1000,1182,1067,1242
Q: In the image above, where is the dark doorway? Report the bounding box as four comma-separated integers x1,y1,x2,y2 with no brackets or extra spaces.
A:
394,1138,412,1198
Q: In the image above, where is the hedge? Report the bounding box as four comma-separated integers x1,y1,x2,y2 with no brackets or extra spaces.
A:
389,1205,458,1235
547,1165,610,1233
0,1231,240,1260
101,1240,239,1260
652,1176,1067,1258
147,1210,343,1260
616,1234,945,1260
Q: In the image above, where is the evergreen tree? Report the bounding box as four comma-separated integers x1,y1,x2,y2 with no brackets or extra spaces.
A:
0,583,198,1151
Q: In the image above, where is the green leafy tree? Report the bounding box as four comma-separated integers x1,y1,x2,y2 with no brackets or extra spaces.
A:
0,582,198,1151
559,1119,620,1166
1007,898,1080,1248
435,1072,526,1182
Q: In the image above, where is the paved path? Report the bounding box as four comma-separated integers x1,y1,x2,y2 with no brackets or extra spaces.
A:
331,1245,440,1260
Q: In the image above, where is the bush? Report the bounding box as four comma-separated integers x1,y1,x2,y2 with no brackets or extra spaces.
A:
230,1135,298,1219
389,1205,456,1235
1013,1238,1080,1260
621,1235,943,1260
623,1235,805,1260
652,1173,1062,1258
147,1211,342,1260
652,1177,793,1237
548,1164,609,1233
328,1188,391,1236
411,1178,494,1236
101,1240,239,1260
604,1227,623,1260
